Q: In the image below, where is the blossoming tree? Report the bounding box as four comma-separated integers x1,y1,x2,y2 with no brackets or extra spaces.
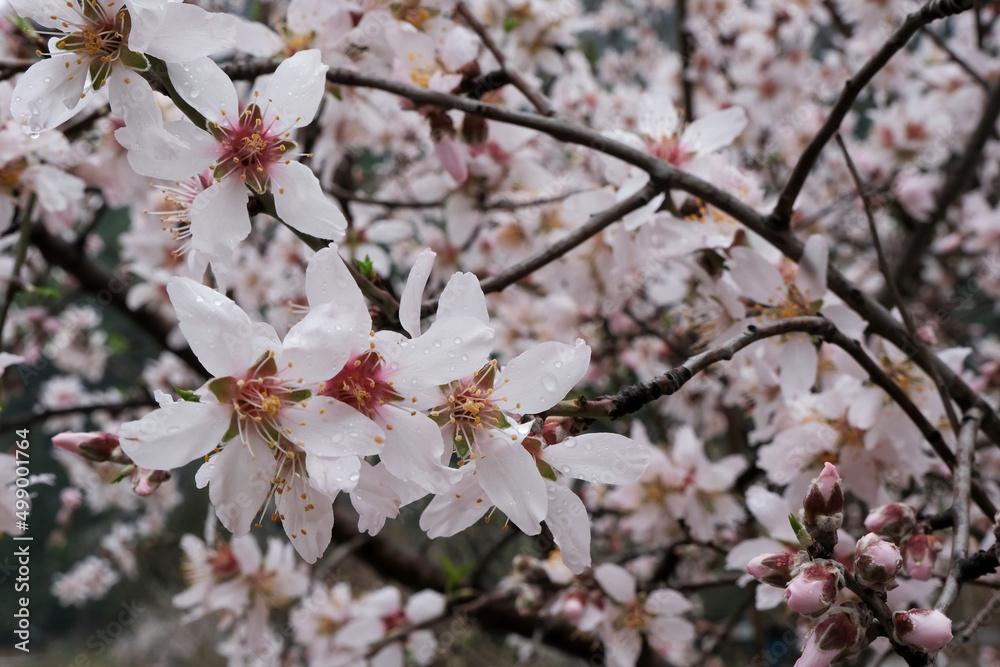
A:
2,0,1000,665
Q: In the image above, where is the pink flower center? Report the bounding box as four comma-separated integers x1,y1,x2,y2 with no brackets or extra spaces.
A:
213,103,295,194
646,137,688,166
324,349,401,418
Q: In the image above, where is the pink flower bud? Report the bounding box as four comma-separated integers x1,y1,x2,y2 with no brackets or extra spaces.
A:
802,463,844,533
893,608,952,652
854,533,902,592
902,534,941,581
434,134,468,184
795,602,870,667
561,593,586,623
131,467,170,497
747,551,800,588
785,560,844,616
864,503,916,540
53,431,124,463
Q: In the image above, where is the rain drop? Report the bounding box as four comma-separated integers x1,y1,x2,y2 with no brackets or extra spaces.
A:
433,339,442,348
563,437,577,448
348,473,360,482
541,373,558,392
554,361,563,369
454,337,462,345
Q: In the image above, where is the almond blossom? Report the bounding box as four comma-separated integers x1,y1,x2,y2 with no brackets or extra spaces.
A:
116,49,345,260
8,0,234,134
119,276,384,562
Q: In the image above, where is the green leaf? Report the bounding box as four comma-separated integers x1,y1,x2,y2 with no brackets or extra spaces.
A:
440,555,474,595
111,464,135,484
503,14,522,32
175,386,201,402
357,255,374,279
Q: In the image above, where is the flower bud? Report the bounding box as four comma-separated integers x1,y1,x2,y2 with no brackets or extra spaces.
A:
747,551,800,588
53,431,126,464
795,602,870,667
902,534,941,581
460,113,489,146
854,533,902,592
803,463,844,533
130,467,170,497
893,608,952,652
785,559,844,616
864,503,916,540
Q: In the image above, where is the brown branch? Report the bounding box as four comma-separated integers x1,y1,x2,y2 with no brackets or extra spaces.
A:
218,56,1000,453
770,0,976,228
835,133,960,436
453,2,555,117
676,0,695,122
844,572,931,666
550,315,998,518
936,407,985,614
0,196,34,340
890,76,1000,296
919,27,990,88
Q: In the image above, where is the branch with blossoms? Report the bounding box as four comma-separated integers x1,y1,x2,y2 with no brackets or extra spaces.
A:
4,1,1000,666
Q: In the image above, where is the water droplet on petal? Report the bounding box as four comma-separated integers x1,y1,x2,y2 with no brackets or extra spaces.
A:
554,361,563,369
454,337,462,345
541,373,558,392
563,437,577,448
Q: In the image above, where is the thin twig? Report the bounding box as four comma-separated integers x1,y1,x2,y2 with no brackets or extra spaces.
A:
771,0,976,228
835,133,960,436
676,0,695,122
1,398,157,432
891,76,1000,296
454,2,555,116
844,572,931,666
936,408,985,614
0,195,35,341
919,27,990,88
958,589,1000,642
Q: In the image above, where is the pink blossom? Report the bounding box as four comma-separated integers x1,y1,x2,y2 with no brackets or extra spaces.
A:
893,608,952,652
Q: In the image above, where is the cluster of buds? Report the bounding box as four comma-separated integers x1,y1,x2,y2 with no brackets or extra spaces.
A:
744,464,953,665
865,502,940,581
52,431,171,497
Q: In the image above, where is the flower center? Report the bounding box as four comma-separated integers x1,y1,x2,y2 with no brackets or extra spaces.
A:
323,348,401,417
213,103,296,194
53,2,140,91
431,361,517,457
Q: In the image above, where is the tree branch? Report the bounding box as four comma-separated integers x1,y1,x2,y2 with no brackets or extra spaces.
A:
770,0,975,228
936,407,985,614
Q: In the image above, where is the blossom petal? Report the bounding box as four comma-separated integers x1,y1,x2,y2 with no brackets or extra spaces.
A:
681,106,747,156
144,3,236,61
796,235,828,301
279,299,371,382
278,476,334,563
540,433,650,485
190,177,252,258
119,399,229,469
270,160,347,240
166,57,238,124
779,334,818,399
385,316,494,386
377,406,461,494
305,245,367,311
477,440,547,535
283,396,384,458
399,248,436,338
11,57,87,133
419,467,489,538
262,49,328,131
728,247,786,305
436,272,489,324
545,483,592,574
305,454,361,496
496,339,591,414
594,562,635,603
209,441,274,536
166,276,265,377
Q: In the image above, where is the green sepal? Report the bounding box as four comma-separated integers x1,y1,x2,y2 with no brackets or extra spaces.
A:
89,58,111,90
789,512,814,549
503,14,522,32
221,417,240,443
454,432,469,459
287,389,312,403
119,49,149,71
536,458,557,481
111,464,135,484
493,412,512,430
175,386,201,402
209,376,238,404
807,299,824,315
